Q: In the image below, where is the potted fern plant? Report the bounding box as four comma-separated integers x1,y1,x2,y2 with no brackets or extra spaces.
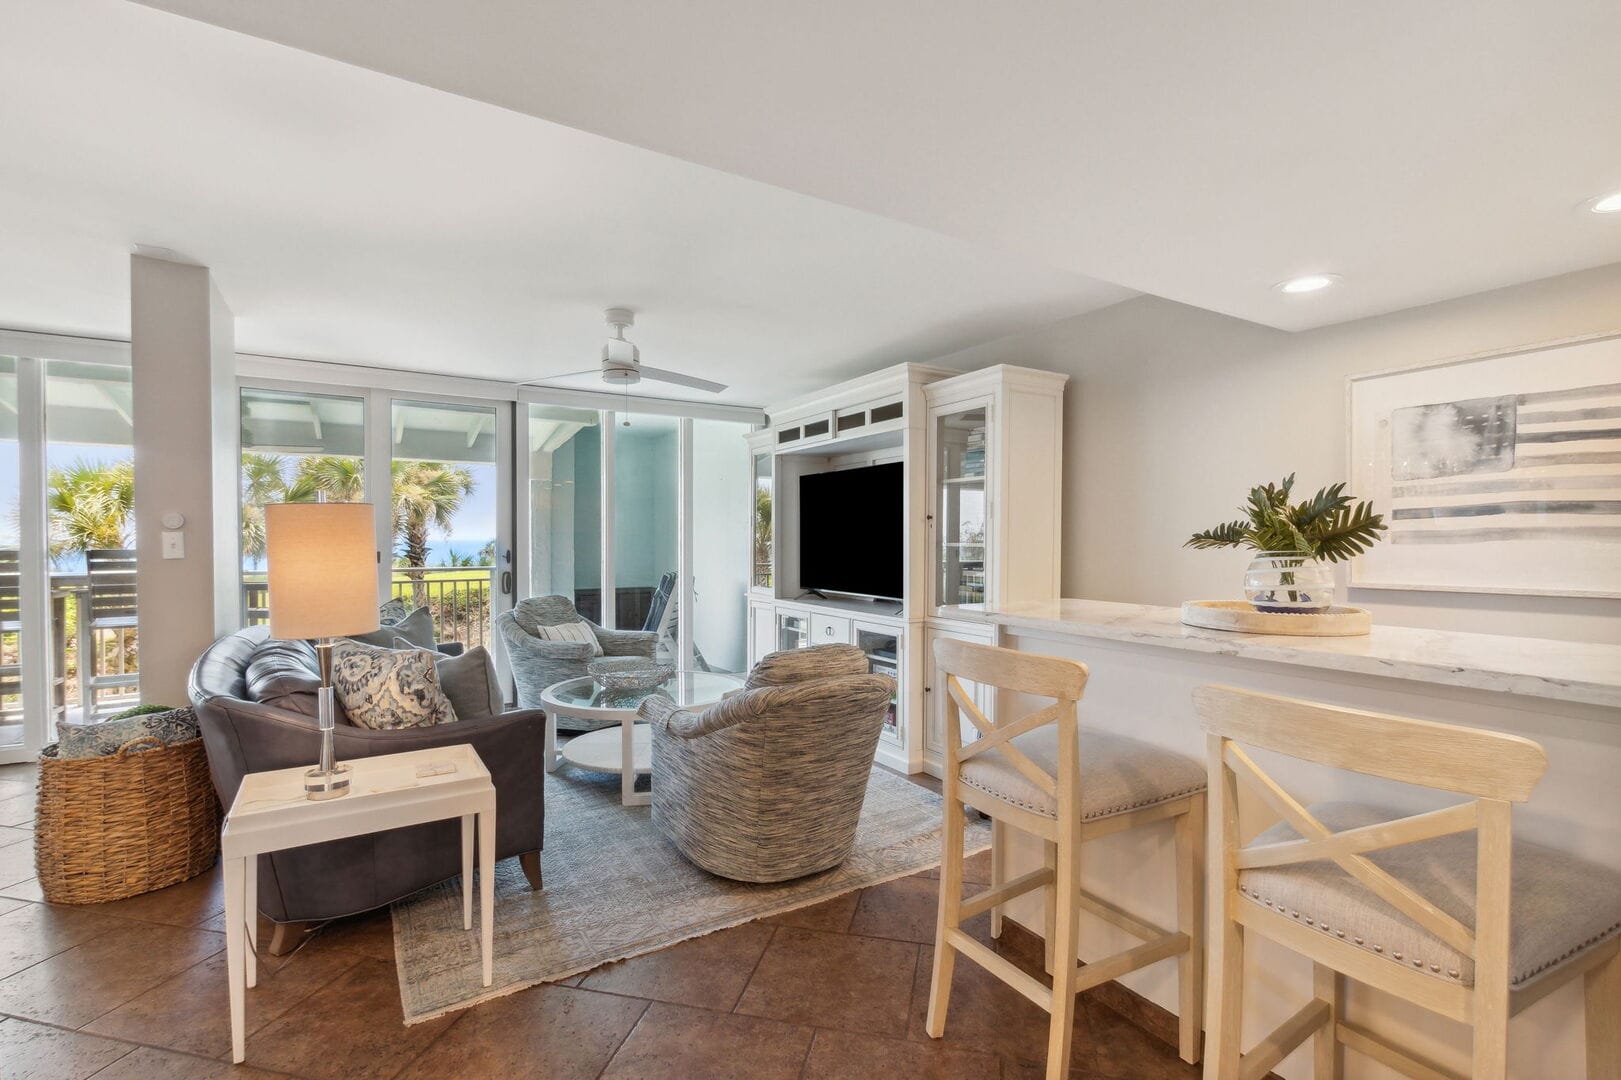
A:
1185,475,1387,612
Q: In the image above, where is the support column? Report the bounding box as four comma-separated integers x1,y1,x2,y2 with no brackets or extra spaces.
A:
130,254,238,706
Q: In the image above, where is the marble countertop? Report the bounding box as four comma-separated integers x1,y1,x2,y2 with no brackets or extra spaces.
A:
937,599,1621,709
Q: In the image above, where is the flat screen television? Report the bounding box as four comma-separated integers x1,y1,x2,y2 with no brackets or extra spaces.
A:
798,462,904,600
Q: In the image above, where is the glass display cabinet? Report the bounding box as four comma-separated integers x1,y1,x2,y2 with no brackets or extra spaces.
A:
934,405,988,607
752,451,773,590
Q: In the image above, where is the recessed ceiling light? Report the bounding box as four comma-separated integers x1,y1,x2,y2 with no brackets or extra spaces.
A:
1276,273,1340,294
1590,190,1621,214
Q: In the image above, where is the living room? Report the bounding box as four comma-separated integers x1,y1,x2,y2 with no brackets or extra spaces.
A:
2,4,1619,1080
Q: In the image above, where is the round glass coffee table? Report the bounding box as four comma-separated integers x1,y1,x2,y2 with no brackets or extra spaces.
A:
539,670,744,806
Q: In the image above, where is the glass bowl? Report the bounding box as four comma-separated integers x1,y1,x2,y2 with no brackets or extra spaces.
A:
588,661,674,692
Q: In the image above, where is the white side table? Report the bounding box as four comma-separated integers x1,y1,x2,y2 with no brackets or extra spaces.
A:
219,744,497,1064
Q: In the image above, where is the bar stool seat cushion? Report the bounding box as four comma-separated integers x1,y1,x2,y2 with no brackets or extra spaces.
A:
956,726,1206,822
1237,802,1621,990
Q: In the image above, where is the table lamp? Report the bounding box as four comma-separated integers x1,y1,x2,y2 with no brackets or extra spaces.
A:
265,501,379,800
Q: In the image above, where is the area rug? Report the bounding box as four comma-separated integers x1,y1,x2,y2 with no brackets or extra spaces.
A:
390,765,990,1023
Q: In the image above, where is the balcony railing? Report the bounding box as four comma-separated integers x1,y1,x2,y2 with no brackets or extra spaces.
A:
243,566,497,649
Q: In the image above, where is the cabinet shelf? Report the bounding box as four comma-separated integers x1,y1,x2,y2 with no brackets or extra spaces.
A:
941,475,985,485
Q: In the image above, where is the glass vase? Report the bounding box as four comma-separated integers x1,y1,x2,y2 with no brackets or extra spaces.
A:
1243,551,1334,613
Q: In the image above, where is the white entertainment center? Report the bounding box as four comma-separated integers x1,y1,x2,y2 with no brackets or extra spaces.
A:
745,362,1067,775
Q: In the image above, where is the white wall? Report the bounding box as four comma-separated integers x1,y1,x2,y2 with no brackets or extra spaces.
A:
130,254,236,705
928,262,1621,644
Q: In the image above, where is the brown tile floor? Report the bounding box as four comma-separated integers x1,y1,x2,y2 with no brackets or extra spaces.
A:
0,761,1200,1080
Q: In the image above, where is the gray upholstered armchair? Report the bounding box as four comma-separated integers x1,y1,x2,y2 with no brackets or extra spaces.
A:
496,595,658,729
639,644,895,882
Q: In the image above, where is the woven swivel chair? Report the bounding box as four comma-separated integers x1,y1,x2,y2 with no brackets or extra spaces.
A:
639,644,894,883
496,594,657,730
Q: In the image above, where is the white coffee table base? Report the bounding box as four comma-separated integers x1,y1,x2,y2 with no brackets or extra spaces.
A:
559,721,652,806
539,670,744,808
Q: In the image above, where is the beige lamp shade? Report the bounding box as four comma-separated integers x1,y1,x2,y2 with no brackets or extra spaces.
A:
265,502,381,640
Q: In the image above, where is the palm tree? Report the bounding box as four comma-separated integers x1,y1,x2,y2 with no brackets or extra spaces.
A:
391,460,474,565
291,455,365,504
390,460,474,603
239,452,289,562
47,459,134,567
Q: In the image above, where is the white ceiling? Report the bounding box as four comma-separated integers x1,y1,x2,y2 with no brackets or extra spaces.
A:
0,1,1130,406
135,0,1621,331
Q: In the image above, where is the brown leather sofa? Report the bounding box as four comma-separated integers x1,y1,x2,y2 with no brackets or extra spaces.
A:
188,626,545,952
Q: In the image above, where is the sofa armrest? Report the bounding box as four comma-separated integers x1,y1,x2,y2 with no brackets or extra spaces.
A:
435,641,465,657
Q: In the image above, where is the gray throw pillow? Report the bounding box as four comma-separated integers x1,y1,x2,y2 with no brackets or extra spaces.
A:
56,706,201,759
395,638,502,720
330,640,457,730
346,606,436,650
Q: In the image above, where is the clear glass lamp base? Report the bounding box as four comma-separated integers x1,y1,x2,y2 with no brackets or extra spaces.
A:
304,763,352,801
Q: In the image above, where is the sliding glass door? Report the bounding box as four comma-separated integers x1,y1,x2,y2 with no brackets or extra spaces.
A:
525,404,603,621
0,360,26,757
389,398,506,649
689,418,751,673
239,386,367,624
519,402,753,675
0,350,137,761
238,382,514,653
612,412,679,643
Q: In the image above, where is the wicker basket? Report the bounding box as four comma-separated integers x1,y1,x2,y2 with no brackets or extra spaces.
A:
34,736,220,904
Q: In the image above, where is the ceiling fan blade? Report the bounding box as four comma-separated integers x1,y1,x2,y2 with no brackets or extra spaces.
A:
637,365,727,394
516,368,602,387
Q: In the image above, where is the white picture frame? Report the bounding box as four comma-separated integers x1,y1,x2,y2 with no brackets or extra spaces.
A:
1346,331,1621,598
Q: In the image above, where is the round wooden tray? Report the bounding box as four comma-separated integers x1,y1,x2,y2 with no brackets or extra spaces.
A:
1180,600,1372,637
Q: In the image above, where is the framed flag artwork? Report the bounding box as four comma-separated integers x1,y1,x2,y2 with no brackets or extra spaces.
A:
1347,332,1621,597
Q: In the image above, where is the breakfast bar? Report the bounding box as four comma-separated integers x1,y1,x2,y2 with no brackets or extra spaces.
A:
936,599,1621,1080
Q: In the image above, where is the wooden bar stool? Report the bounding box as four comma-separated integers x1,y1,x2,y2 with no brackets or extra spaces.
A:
1197,685,1621,1080
925,638,1209,1079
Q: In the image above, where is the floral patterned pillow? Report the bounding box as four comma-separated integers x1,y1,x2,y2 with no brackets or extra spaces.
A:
330,640,458,730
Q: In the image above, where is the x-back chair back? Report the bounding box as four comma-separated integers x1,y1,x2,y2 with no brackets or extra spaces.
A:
936,637,1090,822
1193,684,1599,1080
929,638,1208,1079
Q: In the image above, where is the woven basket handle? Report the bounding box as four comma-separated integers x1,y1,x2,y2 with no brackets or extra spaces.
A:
115,736,164,757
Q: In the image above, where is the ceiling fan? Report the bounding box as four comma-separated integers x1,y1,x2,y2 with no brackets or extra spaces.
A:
523,308,727,395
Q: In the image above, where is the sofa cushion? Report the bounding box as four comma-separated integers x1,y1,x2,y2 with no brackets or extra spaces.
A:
957,726,1206,822
1239,802,1621,989
330,640,457,730
346,606,436,650
532,619,603,656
